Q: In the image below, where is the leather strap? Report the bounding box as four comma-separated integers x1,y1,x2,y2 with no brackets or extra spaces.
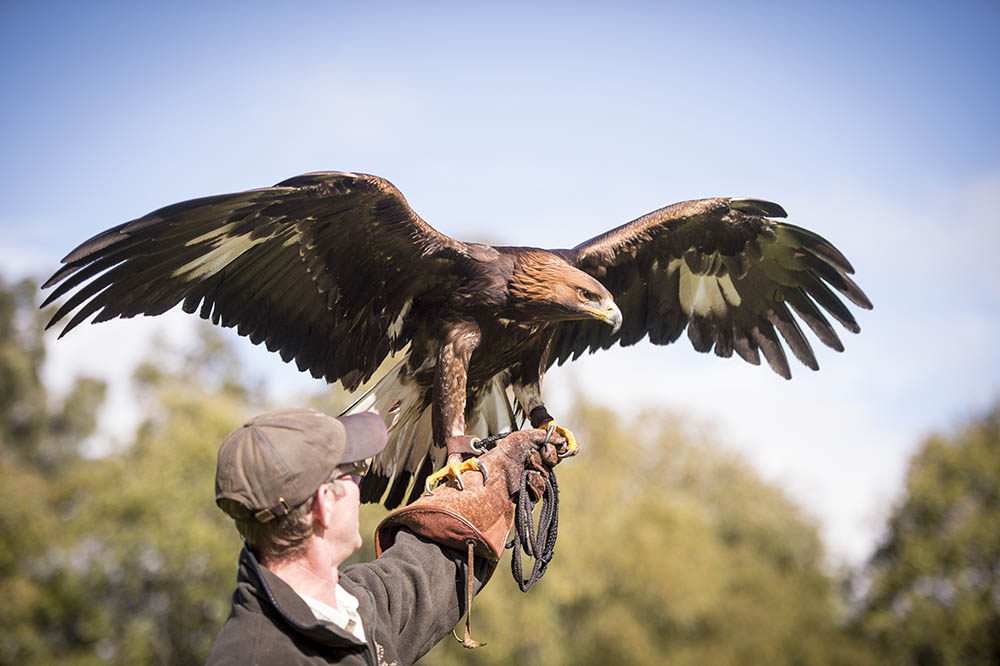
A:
452,540,485,649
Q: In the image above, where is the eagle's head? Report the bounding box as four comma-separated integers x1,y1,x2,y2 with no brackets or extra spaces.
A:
509,250,622,332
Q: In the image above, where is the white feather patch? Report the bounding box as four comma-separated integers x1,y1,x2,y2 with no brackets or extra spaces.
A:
466,375,518,439
718,272,742,307
172,229,280,280
512,383,543,414
387,298,412,341
341,353,442,477
678,261,736,317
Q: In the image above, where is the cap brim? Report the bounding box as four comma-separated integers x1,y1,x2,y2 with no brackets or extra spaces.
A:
338,412,388,463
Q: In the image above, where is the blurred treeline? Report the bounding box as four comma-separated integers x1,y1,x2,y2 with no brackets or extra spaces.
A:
2,275,998,666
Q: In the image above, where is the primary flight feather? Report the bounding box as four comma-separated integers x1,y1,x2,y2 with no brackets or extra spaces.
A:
42,171,871,507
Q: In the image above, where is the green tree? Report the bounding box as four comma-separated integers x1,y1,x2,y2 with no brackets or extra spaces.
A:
0,275,256,665
0,276,105,471
1,276,100,665
40,373,249,665
1,276,109,665
1,381,248,666
853,402,1000,666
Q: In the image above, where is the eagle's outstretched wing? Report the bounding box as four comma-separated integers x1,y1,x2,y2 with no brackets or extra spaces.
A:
42,172,471,389
548,198,872,378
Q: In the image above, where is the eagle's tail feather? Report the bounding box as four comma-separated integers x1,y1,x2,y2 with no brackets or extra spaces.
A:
346,355,440,507
348,360,524,508
466,373,521,439
384,469,413,509
404,457,436,506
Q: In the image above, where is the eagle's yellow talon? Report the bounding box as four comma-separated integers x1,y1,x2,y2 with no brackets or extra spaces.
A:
547,421,579,457
424,458,484,493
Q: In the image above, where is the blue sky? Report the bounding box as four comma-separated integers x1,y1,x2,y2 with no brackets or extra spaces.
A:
3,1,998,564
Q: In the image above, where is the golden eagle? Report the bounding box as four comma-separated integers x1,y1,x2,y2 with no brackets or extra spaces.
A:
42,171,871,507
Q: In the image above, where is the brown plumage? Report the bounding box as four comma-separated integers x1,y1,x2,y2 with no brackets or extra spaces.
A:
41,171,871,507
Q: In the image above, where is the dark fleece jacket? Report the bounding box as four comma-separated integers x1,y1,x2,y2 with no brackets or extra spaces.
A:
206,529,490,666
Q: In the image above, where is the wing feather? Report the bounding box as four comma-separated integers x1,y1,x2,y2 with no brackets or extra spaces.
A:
783,287,844,352
732,326,761,366
548,197,871,378
43,172,471,387
752,319,791,378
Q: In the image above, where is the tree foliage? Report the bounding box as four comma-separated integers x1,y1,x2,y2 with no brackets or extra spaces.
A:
1,277,251,665
854,402,1000,666
1,384,247,666
0,276,105,471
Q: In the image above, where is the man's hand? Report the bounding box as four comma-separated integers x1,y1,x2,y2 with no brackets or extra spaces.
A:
375,427,569,561
482,428,566,500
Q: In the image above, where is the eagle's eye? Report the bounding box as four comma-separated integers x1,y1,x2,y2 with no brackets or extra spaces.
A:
578,288,596,302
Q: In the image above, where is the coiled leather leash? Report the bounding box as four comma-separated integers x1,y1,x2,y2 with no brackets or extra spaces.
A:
474,426,561,591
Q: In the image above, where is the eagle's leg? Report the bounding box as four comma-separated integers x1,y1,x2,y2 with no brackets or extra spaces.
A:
425,436,488,493
425,321,486,493
529,406,578,457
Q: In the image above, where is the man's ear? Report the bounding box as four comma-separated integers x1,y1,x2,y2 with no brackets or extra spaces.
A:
312,485,332,530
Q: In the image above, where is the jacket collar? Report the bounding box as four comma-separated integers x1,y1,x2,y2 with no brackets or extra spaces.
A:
237,545,368,649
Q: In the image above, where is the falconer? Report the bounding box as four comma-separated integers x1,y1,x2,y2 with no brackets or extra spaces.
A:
208,407,563,666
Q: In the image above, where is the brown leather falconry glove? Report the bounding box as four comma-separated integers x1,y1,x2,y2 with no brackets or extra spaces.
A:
374,428,566,648
374,428,565,561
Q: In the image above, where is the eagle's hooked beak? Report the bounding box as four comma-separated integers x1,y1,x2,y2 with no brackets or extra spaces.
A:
602,302,623,334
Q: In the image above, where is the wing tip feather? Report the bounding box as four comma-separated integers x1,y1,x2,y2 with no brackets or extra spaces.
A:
730,198,788,218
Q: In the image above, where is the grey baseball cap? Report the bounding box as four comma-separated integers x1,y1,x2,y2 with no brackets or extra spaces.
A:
215,408,387,523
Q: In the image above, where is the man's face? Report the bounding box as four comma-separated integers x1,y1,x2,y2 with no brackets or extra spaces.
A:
323,474,363,562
